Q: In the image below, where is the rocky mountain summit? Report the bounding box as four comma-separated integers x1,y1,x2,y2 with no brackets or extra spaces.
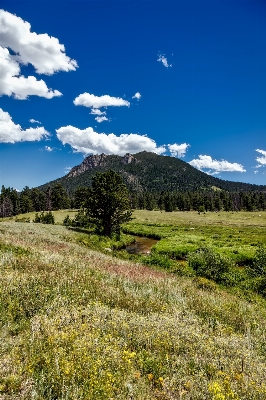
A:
38,151,266,195
67,153,138,178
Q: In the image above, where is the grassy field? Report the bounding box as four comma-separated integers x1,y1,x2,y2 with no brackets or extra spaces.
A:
1,211,266,398
123,210,266,264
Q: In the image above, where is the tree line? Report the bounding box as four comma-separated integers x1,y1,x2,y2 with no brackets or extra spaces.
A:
1,180,266,218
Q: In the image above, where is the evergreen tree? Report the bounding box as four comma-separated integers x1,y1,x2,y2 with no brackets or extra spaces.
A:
164,193,173,212
85,170,132,236
51,184,70,210
20,186,33,213
0,196,13,218
74,186,90,209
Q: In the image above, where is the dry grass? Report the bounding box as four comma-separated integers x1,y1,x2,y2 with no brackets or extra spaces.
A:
1,221,266,399
132,209,266,227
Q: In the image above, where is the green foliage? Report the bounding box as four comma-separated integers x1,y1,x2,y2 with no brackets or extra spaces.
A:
144,251,173,269
72,209,91,228
247,276,266,297
50,183,70,210
34,211,55,224
63,214,73,226
85,170,132,236
74,186,90,209
193,276,217,291
250,245,266,277
78,232,134,253
198,205,205,213
188,247,232,282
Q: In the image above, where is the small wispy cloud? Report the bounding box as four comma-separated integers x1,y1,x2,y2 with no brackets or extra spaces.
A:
45,146,53,152
29,119,42,124
132,92,141,100
90,109,106,116
255,149,266,167
95,116,109,123
157,53,172,68
64,166,72,174
254,170,258,174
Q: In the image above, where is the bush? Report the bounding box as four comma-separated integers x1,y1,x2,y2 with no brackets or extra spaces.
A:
34,211,54,225
248,276,266,297
33,213,41,223
72,209,90,228
188,247,232,283
144,251,173,269
250,245,266,277
63,214,73,227
193,276,217,291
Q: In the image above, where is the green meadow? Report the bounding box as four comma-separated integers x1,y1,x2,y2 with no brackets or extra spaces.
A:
1,210,266,398
123,210,266,263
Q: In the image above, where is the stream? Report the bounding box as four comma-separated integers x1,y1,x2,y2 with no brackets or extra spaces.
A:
125,236,159,254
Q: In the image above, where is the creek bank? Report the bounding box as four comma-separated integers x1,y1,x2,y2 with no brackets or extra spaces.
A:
125,236,159,254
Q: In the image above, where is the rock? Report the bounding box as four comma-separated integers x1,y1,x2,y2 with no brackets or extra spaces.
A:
67,153,108,177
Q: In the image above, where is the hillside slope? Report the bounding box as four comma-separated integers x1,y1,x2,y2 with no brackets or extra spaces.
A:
1,221,266,399
38,151,266,194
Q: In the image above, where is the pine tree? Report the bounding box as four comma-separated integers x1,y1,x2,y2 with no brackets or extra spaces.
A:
85,170,132,237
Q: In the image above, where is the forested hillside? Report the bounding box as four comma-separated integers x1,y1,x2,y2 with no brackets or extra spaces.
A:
38,151,266,194
1,152,266,217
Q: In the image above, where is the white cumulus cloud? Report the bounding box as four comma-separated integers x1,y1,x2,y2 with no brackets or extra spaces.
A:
74,92,130,109
0,9,77,75
0,108,49,143
168,143,190,158
56,125,165,156
0,9,77,99
255,149,266,167
95,116,109,123
90,109,106,116
157,53,172,68
189,155,246,174
132,92,141,100
0,47,62,99
29,118,41,124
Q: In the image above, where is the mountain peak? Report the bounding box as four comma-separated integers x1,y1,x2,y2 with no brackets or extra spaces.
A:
68,153,108,178
38,151,266,194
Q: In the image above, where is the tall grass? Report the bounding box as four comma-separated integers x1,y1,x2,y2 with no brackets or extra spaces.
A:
1,221,266,398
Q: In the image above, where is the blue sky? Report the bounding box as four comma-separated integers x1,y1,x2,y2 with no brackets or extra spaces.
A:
0,0,266,190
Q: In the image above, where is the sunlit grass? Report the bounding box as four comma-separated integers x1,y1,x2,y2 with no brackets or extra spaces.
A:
1,221,266,398
123,210,266,264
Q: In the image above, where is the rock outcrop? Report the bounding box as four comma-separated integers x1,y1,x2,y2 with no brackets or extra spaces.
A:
67,153,108,177
67,153,138,178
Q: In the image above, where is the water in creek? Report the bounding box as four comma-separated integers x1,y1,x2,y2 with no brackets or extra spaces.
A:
125,236,158,254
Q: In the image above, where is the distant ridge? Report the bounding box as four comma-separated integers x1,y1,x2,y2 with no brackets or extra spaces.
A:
38,151,266,194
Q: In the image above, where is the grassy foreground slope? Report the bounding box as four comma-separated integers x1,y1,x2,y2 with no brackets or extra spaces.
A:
1,221,266,399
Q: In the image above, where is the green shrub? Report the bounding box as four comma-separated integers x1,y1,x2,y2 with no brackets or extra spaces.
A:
34,212,55,225
250,245,266,277
193,276,217,291
144,251,173,269
33,213,41,223
63,214,73,227
248,276,266,297
188,247,232,283
72,209,90,228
